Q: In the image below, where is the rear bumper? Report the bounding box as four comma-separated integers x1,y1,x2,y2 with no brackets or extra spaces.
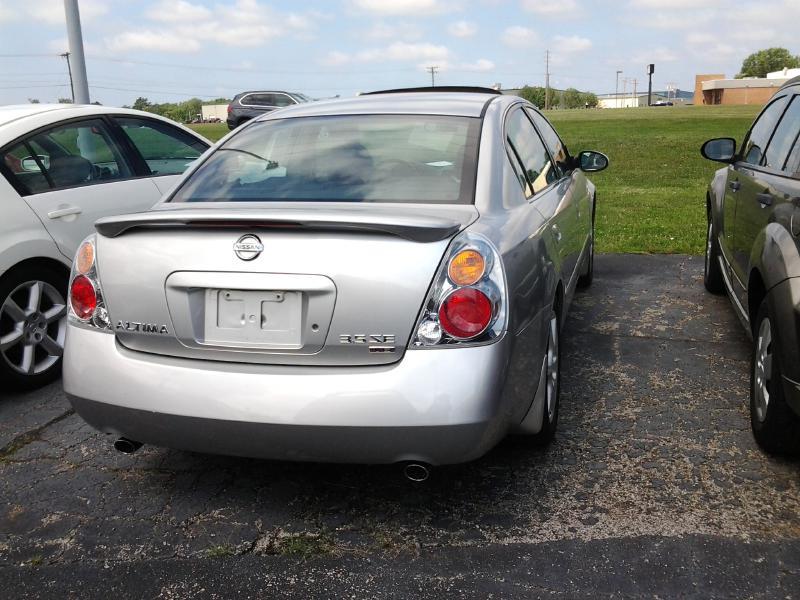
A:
63,325,513,465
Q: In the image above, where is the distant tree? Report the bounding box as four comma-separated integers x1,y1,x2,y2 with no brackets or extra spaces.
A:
57,97,73,104
132,96,151,111
207,97,232,104
28,98,40,104
518,85,546,108
737,47,800,78
563,88,583,109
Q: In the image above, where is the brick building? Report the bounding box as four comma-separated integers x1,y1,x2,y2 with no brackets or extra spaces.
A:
694,70,799,106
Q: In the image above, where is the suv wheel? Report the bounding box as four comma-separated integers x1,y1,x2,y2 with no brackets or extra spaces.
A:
704,215,725,294
0,266,68,391
750,299,800,455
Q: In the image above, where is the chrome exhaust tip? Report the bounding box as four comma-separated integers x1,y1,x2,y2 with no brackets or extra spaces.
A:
403,462,430,482
113,437,143,454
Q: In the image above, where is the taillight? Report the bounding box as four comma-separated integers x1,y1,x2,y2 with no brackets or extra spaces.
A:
68,236,112,331
70,275,96,320
439,288,492,339
411,231,506,348
227,104,232,114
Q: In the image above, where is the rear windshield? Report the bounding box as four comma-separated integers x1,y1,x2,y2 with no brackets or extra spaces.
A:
170,114,480,204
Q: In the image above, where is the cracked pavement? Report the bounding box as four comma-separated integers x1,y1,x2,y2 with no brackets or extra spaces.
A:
1,255,799,598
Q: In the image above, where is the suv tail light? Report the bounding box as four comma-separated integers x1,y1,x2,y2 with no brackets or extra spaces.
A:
410,231,506,348
68,236,111,331
227,104,232,114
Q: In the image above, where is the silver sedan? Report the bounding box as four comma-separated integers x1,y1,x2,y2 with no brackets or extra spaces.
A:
63,87,607,469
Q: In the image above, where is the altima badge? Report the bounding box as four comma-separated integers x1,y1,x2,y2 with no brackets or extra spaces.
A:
234,234,264,261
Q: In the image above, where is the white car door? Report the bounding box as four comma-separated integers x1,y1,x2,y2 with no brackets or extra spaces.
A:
5,117,162,260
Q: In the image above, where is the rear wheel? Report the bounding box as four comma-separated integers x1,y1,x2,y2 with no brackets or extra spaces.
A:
704,214,725,294
750,300,800,455
532,308,561,445
0,267,68,391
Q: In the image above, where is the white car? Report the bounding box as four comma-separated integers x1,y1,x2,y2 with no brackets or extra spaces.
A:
0,104,210,390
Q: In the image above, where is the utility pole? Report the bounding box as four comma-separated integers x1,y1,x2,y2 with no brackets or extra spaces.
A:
61,52,74,102
632,78,638,106
544,50,551,110
646,63,654,106
63,0,89,103
426,66,439,87
615,70,622,109
665,82,678,102
621,77,629,107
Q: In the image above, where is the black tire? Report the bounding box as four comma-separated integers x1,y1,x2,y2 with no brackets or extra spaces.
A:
576,227,594,289
531,307,561,445
704,213,725,294
750,299,800,455
0,265,68,392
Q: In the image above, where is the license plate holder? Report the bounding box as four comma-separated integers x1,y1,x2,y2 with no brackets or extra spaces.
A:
203,288,302,349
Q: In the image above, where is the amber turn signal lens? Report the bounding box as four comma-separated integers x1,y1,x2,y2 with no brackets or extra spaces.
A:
448,249,486,286
76,242,94,275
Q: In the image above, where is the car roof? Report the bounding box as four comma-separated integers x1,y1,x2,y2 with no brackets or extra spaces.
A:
236,91,300,98
255,91,505,120
0,104,209,145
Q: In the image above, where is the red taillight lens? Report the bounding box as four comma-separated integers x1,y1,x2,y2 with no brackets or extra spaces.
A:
70,275,97,320
227,104,232,114
438,288,492,340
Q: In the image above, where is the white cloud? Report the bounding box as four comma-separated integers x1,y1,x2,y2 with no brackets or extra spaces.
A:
448,20,477,37
366,21,424,41
503,25,538,48
323,42,451,66
521,0,581,18
553,34,592,53
633,47,679,63
107,0,319,53
357,41,451,63
459,58,495,72
350,0,453,16
146,0,211,22
106,30,201,54
28,0,108,25
0,3,16,23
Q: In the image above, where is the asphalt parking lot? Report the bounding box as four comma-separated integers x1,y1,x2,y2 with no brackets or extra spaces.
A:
1,254,799,598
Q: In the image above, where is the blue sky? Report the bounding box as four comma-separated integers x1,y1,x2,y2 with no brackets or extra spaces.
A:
0,0,798,106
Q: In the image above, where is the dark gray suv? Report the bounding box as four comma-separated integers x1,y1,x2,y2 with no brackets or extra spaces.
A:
226,91,311,129
702,76,800,454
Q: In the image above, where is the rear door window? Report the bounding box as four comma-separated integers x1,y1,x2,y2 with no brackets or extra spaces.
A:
2,118,132,193
505,107,556,197
242,94,272,107
741,95,790,166
763,95,800,172
525,107,570,175
116,117,207,176
272,94,295,108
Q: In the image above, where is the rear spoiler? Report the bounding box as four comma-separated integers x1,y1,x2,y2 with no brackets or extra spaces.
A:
94,204,478,243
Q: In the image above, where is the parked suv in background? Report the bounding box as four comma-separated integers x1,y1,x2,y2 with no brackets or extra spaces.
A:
226,91,311,129
702,76,800,454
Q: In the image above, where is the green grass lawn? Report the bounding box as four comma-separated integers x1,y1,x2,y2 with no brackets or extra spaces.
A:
189,105,761,255
548,105,760,254
188,122,229,142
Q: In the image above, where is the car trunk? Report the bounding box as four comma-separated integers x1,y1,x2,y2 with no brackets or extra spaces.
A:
94,203,477,366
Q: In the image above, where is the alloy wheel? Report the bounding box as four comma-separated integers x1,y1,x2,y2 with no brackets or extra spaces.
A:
545,313,559,422
0,280,67,376
754,316,773,423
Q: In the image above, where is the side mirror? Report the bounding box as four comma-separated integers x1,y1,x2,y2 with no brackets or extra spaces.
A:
20,155,49,172
578,151,609,173
701,138,736,163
